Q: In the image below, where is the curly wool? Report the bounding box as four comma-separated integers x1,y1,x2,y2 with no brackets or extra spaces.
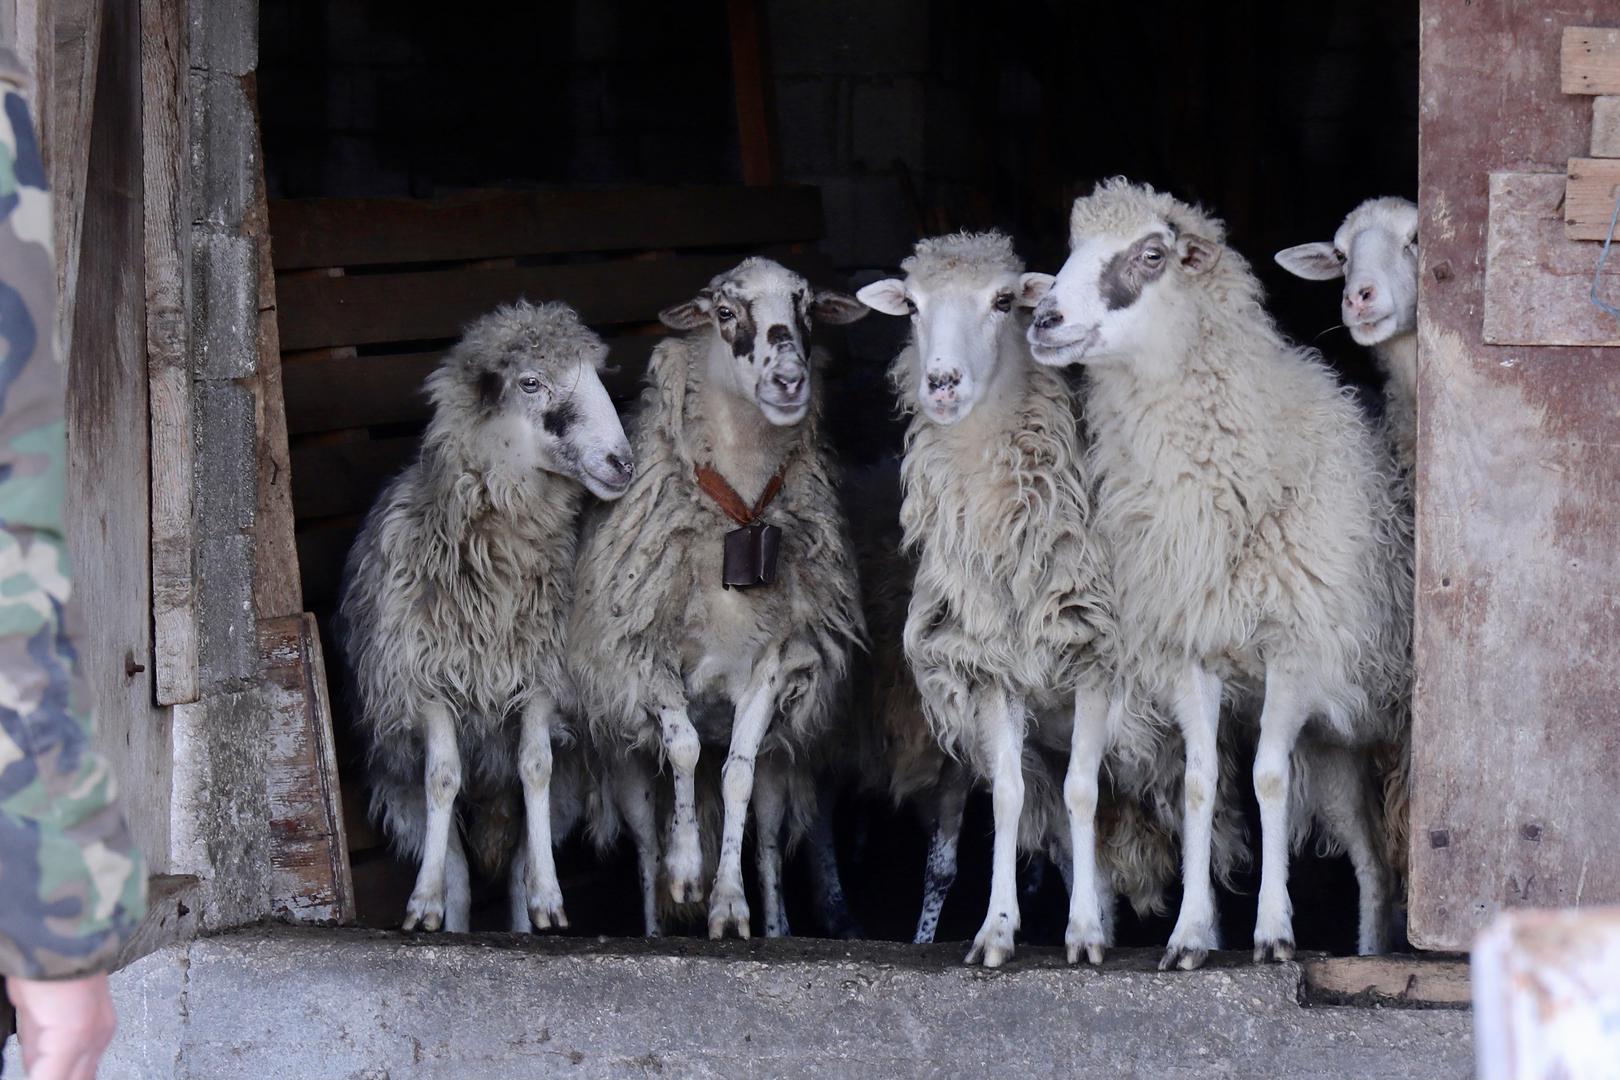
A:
568,331,864,757
339,300,600,869
1076,180,1408,743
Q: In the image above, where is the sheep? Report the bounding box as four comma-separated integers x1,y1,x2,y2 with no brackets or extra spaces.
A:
340,300,634,934
568,257,868,939
1026,179,1406,968
856,230,1239,967
1275,196,1419,903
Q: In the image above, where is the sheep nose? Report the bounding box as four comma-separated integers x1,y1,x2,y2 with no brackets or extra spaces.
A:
772,369,805,396
926,369,962,396
1033,308,1064,333
605,451,634,483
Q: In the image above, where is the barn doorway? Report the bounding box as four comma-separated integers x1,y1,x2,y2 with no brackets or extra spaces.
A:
256,0,1419,952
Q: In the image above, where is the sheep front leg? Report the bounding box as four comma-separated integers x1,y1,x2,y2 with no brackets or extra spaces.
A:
966,687,1028,968
1064,684,1116,965
1302,741,1390,956
612,751,665,936
913,767,967,945
403,701,461,932
658,706,704,904
517,695,568,930
1252,665,1311,962
708,654,783,939
752,754,791,937
1161,662,1223,971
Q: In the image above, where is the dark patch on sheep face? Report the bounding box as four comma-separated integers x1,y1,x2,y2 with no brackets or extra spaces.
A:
542,399,577,438
1099,232,1172,311
766,324,793,347
477,369,505,414
718,297,758,361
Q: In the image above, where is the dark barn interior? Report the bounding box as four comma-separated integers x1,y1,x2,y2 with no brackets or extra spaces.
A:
257,0,1418,952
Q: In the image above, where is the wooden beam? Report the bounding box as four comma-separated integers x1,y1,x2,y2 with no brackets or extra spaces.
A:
1562,26,1620,95
1564,156,1620,239
142,0,198,706
1301,955,1471,1007
727,0,777,186
267,186,824,271
48,0,102,352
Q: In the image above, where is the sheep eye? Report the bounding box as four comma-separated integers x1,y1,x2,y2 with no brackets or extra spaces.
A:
1334,249,1347,263
1142,247,1163,264
519,375,542,394
993,293,1013,312
904,298,918,315
716,306,735,322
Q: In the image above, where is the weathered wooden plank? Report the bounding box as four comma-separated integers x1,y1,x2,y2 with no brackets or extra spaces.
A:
1563,157,1620,239
259,613,355,924
274,251,832,352
1301,955,1471,1007
1474,907,1620,1079
245,73,302,621
113,873,202,969
1591,96,1620,156
1562,26,1620,95
46,0,101,353
142,0,197,706
1486,171,1620,345
1413,0,1620,950
267,186,824,270
282,336,659,435
65,0,171,868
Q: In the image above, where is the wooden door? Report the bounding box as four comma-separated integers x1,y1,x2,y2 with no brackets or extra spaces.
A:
1412,1,1620,949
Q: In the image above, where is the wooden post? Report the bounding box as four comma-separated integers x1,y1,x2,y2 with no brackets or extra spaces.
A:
727,0,777,187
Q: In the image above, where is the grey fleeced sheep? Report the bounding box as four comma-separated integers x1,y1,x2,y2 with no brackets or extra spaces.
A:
340,300,633,934
568,257,868,938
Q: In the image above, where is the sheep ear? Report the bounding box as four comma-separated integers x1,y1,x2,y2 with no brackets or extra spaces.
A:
658,291,713,330
810,289,869,325
1018,273,1055,308
855,279,910,317
1177,233,1222,275
1273,242,1343,281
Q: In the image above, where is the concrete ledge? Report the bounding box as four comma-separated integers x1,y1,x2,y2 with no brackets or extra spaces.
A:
13,927,1473,1079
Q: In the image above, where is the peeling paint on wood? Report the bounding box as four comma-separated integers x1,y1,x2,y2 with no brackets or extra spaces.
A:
1413,1,1620,951
1486,171,1620,345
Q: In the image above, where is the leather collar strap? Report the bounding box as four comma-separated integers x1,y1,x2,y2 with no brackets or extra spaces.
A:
694,463,786,526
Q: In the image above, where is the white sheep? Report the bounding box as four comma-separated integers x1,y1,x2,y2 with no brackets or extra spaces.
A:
1276,196,1418,898
340,301,633,934
568,257,868,938
858,231,1228,967
1028,180,1405,968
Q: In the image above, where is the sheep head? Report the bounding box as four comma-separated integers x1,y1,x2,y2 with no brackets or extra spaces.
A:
433,300,634,501
1027,178,1222,370
659,257,866,427
1275,196,1418,347
858,230,1050,427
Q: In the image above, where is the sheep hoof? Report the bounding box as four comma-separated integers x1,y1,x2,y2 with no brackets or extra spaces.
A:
1065,920,1107,966
1159,945,1209,972
1253,937,1295,964
708,888,751,940
528,902,569,932
668,877,704,905
402,889,446,933
966,918,1018,968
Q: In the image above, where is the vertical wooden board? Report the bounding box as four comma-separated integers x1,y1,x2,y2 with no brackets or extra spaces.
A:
1591,95,1620,156
143,0,198,706
46,0,101,352
64,0,172,869
259,614,354,923
245,74,303,621
1413,1,1620,950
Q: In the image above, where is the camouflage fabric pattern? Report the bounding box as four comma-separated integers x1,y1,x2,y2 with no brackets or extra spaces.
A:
0,52,146,981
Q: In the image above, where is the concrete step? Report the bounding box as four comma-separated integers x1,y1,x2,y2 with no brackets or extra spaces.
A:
10,927,1474,1079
